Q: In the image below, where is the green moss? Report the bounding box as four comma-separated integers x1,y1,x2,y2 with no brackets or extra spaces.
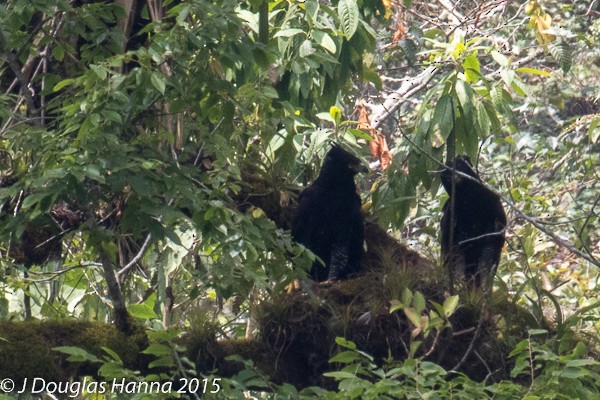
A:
0,320,147,384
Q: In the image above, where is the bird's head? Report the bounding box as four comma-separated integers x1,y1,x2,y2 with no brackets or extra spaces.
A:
323,143,368,176
441,155,480,192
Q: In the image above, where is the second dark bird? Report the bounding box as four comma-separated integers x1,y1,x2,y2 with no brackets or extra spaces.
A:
292,143,367,282
440,156,507,287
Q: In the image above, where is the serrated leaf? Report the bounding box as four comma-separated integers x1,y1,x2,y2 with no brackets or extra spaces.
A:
338,0,359,39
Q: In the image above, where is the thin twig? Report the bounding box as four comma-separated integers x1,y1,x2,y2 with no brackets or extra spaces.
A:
117,233,152,279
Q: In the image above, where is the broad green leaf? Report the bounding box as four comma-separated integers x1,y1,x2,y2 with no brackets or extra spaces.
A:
429,94,453,147
53,346,101,363
274,28,305,38
401,287,413,306
328,350,359,364
312,30,337,54
52,44,65,61
335,337,356,350
413,291,426,314
443,295,459,317
148,356,175,369
491,50,509,67
143,343,173,356
151,72,166,94
338,0,359,39
299,39,315,57
90,64,107,80
455,79,473,113
404,307,422,328
129,303,157,319
462,54,480,83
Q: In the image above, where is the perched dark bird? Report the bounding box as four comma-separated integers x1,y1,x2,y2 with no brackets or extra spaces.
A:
292,143,367,282
440,156,507,287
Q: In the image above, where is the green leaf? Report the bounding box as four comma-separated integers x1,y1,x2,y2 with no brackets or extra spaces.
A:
53,79,75,92
462,54,480,83
404,307,422,328
103,110,123,124
151,72,166,94
143,343,173,357
274,28,305,38
491,50,509,67
565,359,600,368
413,291,426,313
390,299,403,314
401,287,413,307
129,303,158,319
338,0,359,39
455,79,473,114
335,337,356,350
148,356,175,369
560,367,586,379
329,350,359,364
52,44,65,62
429,94,453,146
299,39,315,57
312,30,337,54
323,371,357,379
475,101,491,138
90,64,107,80
515,67,551,77
53,346,101,363
443,295,459,317
528,329,548,336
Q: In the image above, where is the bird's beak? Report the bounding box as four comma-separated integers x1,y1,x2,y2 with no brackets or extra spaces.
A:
350,163,368,173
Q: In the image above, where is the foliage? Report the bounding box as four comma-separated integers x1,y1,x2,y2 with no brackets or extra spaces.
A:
0,0,599,397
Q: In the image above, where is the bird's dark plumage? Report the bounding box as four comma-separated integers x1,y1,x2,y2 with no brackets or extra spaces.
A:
292,144,367,282
440,156,506,287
